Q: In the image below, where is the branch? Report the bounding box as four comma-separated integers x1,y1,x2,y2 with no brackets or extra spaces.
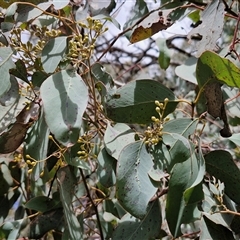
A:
79,168,104,239
150,188,168,202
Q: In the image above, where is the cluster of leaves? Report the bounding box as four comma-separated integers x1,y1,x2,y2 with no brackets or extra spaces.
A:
0,0,240,239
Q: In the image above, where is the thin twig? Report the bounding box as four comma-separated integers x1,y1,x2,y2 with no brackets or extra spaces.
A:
150,188,168,202
79,168,104,240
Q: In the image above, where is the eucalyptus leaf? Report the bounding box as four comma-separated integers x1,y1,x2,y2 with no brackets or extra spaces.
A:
123,0,148,31
188,0,225,57
116,140,157,219
156,38,171,70
104,122,135,160
41,36,67,73
57,166,83,239
175,57,197,84
0,164,13,195
229,133,240,146
162,118,198,170
0,47,15,97
196,51,240,88
97,148,117,188
166,153,204,237
200,215,234,240
1,219,27,240
0,75,19,107
10,59,28,83
105,79,178,124
24,109,49,181
205,150,240,204
0,95,26,133
5,3,18,20
40,70,88,146
112,200,161,239
25,196,62,212
16,2,52,23
52,0,69,10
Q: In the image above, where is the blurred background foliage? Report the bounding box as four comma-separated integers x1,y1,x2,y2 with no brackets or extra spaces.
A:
0,0,240,239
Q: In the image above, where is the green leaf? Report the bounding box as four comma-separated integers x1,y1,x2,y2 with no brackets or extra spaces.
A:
24,109,50,181
162,118,198,170
123,0,148,31
0,47,15,97
40,70,88,146
105,79,178,124
5,3,18,20
0,32,8,47
188,10,200,22
14,206,25,220
9,59,28,83
57,166,82,239
29,208,64,238
41,36,67,73
164,132,195,170
97,148,117,188
201,184,236,232
16,2,52,23
0,94,26,133
52,0,69,9
116,140,157,219
112,200,161,239
163,118,198,138
25,196,62,212
175,57,198,84
0,75,19,107
1,22,14,33
188,0,225,57
104,122,135,160
34,15,57,27
148,143,171,180
229,133,240,146
0,195,10,224
205,150,240,204
200,215,235,240
0,163,13,195
156,38,171,70
32,71,48,87
184,146,205,205
196,51,240,88
230,213,240,234
166,153,204,237
1,219,27,240
64,155,92,170
91,62,114,89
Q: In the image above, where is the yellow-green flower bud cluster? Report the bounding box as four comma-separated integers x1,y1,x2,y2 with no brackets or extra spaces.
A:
68,17,107,64
80,16,105,32
10,26,61,64
68,34,93,61
25,155,37,174
77,135,95,160
13,153,23,163
144,98,170,146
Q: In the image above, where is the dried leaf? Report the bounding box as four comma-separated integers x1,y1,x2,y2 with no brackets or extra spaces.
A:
130,10,172,43
204,81,222,118
0,101,38,153
187,0,224,57
0,122,30,154
220,104,232,138
204,81,232,137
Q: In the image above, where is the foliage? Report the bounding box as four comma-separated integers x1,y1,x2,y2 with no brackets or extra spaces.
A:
0,0,240,239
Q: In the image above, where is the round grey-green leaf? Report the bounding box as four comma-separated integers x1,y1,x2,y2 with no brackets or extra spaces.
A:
40,70,88,146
